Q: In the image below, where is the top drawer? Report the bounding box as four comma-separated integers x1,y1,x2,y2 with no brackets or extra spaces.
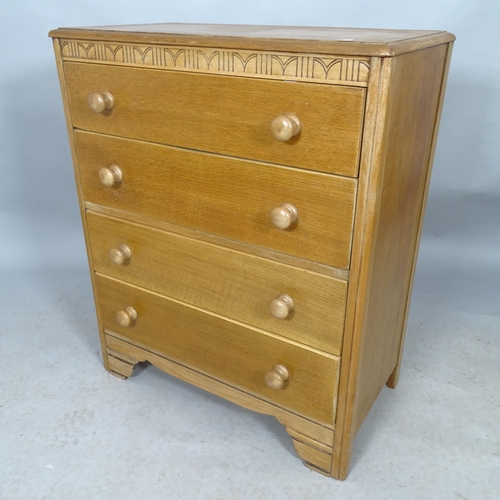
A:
63,62,365,177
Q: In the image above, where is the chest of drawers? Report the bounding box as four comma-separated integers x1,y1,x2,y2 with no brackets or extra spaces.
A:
50,23,454,479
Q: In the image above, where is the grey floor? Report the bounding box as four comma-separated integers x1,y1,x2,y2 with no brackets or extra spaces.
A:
1,242,499,499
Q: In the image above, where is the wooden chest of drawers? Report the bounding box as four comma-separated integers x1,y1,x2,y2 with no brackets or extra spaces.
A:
50,23,454,479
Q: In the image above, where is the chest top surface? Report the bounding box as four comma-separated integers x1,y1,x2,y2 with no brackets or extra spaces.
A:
49,23,454,56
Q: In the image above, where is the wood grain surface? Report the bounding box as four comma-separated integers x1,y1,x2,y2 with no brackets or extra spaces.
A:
332,43,453,479
351,44,449,433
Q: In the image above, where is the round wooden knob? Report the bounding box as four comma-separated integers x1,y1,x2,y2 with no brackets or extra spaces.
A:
88,91,114,113
270,203,298,229
109,244,131,265
269,294,294,319
265,364,289,390
98,164,122,187
116,306,137,327
270,114,301,142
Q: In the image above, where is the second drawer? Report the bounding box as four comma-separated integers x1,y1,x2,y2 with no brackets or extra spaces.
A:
87,211,347,355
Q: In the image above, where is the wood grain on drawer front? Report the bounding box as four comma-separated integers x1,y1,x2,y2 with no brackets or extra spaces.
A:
94,274,339,424
64,62,365,177
76,131,357,269
87,211,347,354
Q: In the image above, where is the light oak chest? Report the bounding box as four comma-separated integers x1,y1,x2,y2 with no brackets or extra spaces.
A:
50,23,454,479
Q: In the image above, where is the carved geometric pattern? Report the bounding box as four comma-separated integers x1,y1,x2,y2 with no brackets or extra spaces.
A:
60,40,370,86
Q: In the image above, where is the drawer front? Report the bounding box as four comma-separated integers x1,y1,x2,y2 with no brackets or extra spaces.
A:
95,274,339,424
87,211,347,354
76,131,357,269
65,62,365,177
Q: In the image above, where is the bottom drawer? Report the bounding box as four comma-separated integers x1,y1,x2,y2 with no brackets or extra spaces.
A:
94,273,339,424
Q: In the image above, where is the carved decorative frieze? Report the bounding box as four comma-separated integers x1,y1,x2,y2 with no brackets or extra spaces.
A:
60,40,370,86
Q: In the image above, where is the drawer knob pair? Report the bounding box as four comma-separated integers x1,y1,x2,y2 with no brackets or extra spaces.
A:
88,91,114,113
265,364,289,390
87,94,299,144
116,306,137,327
270,114,301,142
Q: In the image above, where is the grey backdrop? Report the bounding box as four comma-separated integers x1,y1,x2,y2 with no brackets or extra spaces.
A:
1,1,499,498
1,1,499,312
